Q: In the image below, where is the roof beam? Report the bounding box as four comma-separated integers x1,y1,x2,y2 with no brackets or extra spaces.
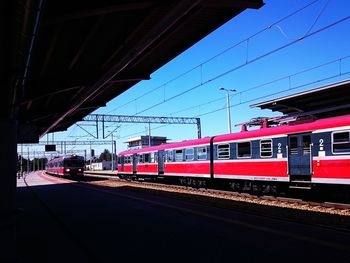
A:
68,16,104,71
41,0,203,137
39,24,63,77
202,0,264,9
42,2,154,26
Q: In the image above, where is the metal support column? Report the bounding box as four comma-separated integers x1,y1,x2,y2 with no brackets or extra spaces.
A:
0,120,17,262
196,118,201,139
148,122,151,147
20,144,23,176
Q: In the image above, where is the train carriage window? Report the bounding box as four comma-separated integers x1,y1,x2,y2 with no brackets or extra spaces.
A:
197,147,207,160
175,149,184,161
260,139,272,158
333,131,350,153
144,153,150,163
166,151,174,162
151,152,155,163
303,135,311,154
217,144,230,159
185,148,194,161
65,159,84,167
290,137,298,155
139,154,143,163
237,142,251,158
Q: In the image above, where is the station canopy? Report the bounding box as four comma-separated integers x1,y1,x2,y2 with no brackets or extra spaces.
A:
3,0,263,143
250,79,350,120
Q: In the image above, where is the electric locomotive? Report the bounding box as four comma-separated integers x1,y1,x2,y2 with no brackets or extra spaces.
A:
46,154,85,178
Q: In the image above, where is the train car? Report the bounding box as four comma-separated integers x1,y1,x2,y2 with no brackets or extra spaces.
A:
117,137,211,181
117,114,350,191
46,154,85,178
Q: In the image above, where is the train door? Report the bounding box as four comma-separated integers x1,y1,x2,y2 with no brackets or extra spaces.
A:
119,156,124,172
288,133,312,181
132,154,137,174
158,150,165,174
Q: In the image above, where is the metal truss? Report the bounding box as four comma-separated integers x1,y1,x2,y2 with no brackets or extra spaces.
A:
81,114,202,139
18,149,86,157
84,114,199,124
20,140,113,146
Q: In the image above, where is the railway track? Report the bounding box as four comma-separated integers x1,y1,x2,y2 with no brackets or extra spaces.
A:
81,173,350,217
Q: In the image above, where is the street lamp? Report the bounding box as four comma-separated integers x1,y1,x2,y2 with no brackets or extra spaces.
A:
219,87,237,133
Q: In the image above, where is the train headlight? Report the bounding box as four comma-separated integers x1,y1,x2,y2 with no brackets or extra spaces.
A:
65,168,70,172
78,169,82,172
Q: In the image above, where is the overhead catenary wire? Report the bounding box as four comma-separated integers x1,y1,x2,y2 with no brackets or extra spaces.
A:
195,71,350,119
74,53,350,142
62,13,350,145
118,66,350,140
82,0,327,139
62,1,350,147
132,15,350,116
304,0,331,36
106,0,321,114
167,56,350,116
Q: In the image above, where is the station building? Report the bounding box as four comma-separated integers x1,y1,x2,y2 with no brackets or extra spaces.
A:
126,136,168,149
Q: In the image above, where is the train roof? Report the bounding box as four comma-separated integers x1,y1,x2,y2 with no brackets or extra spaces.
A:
118,137,211,155
48,154,84,162
214,113,350,143
118,114,350,155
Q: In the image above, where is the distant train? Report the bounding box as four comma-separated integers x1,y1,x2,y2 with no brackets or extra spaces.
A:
117,114,350,192
46,154,85,178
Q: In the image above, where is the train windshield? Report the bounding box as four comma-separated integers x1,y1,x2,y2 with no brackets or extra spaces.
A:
64,159,84,167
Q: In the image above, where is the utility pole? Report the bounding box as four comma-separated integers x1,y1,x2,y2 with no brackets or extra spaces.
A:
148,122,151,147
219,87,237,133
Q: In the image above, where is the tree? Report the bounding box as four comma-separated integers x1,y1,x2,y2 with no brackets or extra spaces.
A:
98,149,111,161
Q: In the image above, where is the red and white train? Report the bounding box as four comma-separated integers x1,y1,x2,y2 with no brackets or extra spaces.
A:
117,114,350,191
46,154,85,178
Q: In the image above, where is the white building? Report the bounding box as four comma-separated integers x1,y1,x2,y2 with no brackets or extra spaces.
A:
86,160,117,171
126,135,168,149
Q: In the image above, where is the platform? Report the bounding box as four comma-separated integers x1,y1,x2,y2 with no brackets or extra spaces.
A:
16,172,89,262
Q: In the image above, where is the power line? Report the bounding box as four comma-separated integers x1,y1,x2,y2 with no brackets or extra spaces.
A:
118,65,350,140
132,15,350,116
70,3,350,143
165,55,350,116
107,0,321,114
304,0,331,36
196,72,350,119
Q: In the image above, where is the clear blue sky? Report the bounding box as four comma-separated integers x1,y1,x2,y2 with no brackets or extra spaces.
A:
24,0,350,158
